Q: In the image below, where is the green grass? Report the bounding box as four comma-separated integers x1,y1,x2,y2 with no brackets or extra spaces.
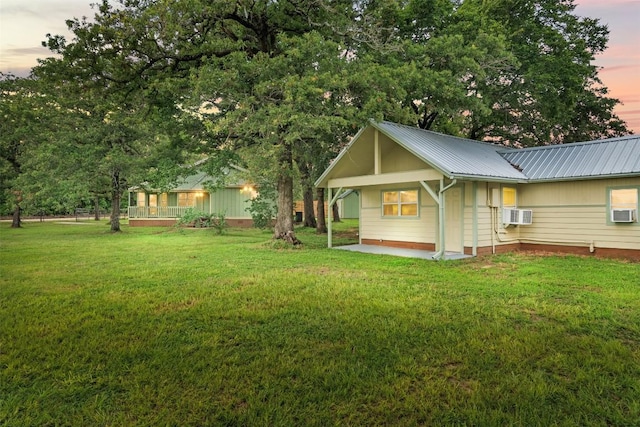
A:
1,220,639,426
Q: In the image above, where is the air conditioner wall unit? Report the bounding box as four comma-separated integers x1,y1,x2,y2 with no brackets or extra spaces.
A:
611,209,637,223
503,208,533,225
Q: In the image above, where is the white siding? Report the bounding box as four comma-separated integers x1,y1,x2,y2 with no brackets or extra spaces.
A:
360,186,437,244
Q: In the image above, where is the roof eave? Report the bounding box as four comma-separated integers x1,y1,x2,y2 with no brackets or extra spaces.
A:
449,174,528,183
314,125,371,188
527,172,640,183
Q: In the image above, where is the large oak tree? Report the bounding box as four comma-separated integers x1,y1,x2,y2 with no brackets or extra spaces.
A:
16,0,629,238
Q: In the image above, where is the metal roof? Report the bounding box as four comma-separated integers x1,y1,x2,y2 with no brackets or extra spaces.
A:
499,134,640,181
372,121,528,181
130,165,248,192
316,121,640,187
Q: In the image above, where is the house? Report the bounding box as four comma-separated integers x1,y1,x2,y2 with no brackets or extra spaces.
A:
315,120,640,260
128,166,257,227
293,189,359,222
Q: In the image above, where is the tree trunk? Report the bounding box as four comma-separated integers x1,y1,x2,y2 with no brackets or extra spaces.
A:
110,171,121,232
303,186,316,228
94,195,101,221
316,187,327,233
273,143,300,244
297,161,317,228
11,204,21,228
332,202,341,222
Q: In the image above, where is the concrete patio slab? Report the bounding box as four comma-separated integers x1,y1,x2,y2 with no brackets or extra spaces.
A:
334,244,472,260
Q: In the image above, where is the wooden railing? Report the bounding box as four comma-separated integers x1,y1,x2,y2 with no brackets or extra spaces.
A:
128,206,192,218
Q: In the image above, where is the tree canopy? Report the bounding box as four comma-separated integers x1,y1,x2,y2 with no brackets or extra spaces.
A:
1,0,629,237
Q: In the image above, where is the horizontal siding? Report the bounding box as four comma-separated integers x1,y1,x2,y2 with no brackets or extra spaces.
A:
360,187,436,244
518,178,640,250
520,206,640,250
521,178,640,206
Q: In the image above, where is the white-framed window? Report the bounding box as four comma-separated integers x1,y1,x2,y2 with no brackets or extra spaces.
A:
609,187,638,224
610,188,638,210
178,192,196,207
382,189,419,217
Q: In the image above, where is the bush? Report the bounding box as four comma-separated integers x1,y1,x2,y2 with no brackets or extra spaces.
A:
175,208,227,234
246,194,276,229
175,208,206,228
209,211,227,235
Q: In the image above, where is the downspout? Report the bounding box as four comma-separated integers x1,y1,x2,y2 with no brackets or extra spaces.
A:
328,187,333,248
432,179,457,261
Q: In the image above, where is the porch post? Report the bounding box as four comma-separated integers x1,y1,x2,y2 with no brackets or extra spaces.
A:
327,187,344,248
472,182,478,256
327,187,333,248
438,179,445,258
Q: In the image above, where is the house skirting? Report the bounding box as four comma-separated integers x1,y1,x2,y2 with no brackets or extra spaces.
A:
359,239,640,261
468,243,640,262
361,238,436,251
128,218,255,228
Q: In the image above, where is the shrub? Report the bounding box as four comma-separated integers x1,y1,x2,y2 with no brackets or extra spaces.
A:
175,208,207,228
175,208,227,234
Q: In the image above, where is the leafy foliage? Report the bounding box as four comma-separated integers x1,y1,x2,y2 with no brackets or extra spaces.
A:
246,181,277,229
175,208,228,234
2,0,631,238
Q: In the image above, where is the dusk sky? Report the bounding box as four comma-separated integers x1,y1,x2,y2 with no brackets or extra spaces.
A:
1,0,638,134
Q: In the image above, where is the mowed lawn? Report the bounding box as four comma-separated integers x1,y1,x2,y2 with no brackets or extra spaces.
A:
1,221,639,426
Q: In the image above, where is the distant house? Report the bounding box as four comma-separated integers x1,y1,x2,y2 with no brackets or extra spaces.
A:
294,189,359,221
128,166,257,227
316,120,640,260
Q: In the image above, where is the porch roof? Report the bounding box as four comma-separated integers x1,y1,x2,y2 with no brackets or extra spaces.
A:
316,120,528,187
317,121,640,188
372,121,528,182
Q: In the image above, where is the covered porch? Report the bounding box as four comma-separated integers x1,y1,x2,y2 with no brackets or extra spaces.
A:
128,206,193,219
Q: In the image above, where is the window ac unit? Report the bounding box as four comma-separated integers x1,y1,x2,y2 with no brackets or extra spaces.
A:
611,209,637,223
503,208,533,225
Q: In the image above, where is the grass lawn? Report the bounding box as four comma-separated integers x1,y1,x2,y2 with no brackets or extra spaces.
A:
1,220,639,426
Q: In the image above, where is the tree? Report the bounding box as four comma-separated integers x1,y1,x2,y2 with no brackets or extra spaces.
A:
23,0,629,240
0,75,49,227
444,0,629,144
31,0,205,231
190,24,360,242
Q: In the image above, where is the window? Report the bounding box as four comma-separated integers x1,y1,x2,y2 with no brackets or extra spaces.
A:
609,187,638,223
137,192,146,207
178,193,196,207
160,193,168,208
610,188,638,210
502,187,517,208
382,190,418,217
